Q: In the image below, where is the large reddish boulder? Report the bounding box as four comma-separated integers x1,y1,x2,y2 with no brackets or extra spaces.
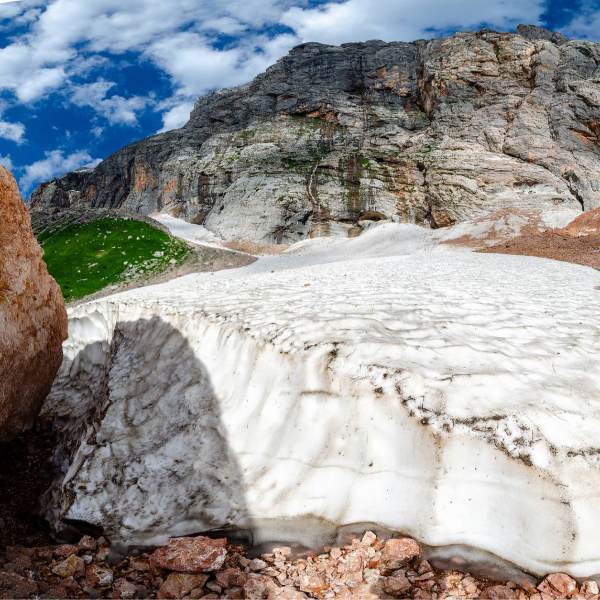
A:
0,165,67,443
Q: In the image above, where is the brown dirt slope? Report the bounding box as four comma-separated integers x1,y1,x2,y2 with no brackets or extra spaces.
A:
479,232,600,270
562,206,600,236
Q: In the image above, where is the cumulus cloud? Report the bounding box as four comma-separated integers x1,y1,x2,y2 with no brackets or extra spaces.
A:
562,0,600,40
0,153,13,171
0,118,25,143
70,80,151,126
157,101,195,133
0,0,300,129
281,0,546,45
19,149,101,194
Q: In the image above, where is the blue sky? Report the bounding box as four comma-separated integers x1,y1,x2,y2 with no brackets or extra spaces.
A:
0,0,598,198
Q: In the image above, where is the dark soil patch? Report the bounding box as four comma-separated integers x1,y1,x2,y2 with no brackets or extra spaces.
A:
478,231,600,271
0,419,55,551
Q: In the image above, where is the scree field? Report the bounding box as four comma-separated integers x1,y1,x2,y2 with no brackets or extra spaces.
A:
39,218,192,302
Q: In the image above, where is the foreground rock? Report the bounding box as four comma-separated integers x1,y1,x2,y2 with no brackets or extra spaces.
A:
2,532,599,599
40,236,600,576
150,538,227,573
30,25,600,242
0,166,67,443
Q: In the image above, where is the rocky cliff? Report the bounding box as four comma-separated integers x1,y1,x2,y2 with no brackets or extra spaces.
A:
30,25,600,244
0,166,68,443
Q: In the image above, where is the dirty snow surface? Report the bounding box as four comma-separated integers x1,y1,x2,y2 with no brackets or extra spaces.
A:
43,221,600,577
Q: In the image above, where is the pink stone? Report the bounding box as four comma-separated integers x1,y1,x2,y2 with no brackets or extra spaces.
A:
537,573,577,598
334,587,352,600
52,555,85,579
361,532,377,546
412,589,432,599
150,537,227,574
267,585,308,599
242,573,280,598
110,578,138,599
53,544,79,559
380,538,420,568
85,564,114,587
343,551,364,573
158,572,209,599
581,580,600,595
223,586,244,599
78,536,98,552
298,572,327,593
0,166,67,443
215,567,244,589
480,585,519,599
350,583,382,599
383,571,411,596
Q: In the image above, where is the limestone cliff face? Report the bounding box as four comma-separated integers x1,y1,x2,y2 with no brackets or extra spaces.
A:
0,166,68,443
30,25,600,244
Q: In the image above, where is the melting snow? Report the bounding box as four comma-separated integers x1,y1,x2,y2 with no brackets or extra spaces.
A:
43,214,600,577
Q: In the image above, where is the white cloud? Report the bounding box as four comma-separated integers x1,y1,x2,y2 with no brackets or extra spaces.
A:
0,0,300,129
0,154,14,171
0,118,25,142
70,79,150,125
158,101,195,133
19,149,101,194
562,1,600,40
281,0,546,45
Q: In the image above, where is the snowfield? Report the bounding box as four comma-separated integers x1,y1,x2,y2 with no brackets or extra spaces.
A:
150,214,224,247
42,221,600,577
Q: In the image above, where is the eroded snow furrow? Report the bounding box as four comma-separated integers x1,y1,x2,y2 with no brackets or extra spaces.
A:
43,252,600,576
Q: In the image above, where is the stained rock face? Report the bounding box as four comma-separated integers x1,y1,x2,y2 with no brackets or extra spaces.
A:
30,25,600,243
561,206,600,236
0,166,68,443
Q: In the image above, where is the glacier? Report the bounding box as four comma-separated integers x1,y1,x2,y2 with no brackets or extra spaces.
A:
41,221,600,577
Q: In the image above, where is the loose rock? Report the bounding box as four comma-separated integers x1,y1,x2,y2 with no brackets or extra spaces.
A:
158,572,209,599
51,555,85,579
537,573,577,598
150,537,227,573
380,538,420,568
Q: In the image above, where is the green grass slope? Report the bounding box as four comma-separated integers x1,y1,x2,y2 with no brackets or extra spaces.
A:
38,217,193,302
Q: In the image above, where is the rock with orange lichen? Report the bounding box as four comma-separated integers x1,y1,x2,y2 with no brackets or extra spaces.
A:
0,165,67,443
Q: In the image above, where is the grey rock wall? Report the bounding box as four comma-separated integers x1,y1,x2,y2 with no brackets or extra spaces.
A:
30,26,600,244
